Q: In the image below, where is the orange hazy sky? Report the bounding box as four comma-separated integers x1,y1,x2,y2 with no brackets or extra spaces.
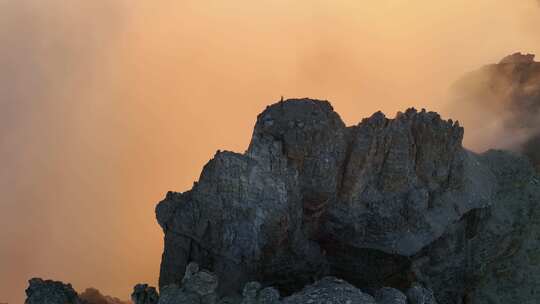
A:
1,1,540,303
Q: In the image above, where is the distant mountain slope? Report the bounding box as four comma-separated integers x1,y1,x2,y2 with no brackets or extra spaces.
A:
451,52,540,168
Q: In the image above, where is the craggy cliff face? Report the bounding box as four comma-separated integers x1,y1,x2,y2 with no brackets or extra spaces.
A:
156,99,540,304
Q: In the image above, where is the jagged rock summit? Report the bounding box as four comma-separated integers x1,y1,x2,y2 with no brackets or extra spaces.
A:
156,98,540,304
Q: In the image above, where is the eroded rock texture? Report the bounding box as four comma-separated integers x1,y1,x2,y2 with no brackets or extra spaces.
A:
233,272,434,304
154,262,220,304
24,278,132,304
25,278,82,304
132,284,159,304
143,262,433,304
282,277,376,304
157,98,540,304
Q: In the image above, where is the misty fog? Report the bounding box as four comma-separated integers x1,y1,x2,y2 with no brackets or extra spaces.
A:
2,1,540,303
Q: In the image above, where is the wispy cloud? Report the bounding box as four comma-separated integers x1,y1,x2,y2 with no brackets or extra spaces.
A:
2,1,540,304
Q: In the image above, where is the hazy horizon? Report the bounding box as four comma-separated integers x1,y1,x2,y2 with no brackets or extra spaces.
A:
2,1,540,303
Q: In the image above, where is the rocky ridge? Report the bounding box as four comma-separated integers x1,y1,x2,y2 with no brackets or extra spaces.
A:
156,98,540,304
25,278,82,304
24,263,426,304
24,278,131,304
132,262,433,304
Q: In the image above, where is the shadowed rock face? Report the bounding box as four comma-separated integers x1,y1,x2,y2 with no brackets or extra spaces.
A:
25,278,82,304
282,277,377,304
157,98,540,304
24,278,131,304
132,262,432,304
523,134,540,170
132,284,159,304
325,109,472,257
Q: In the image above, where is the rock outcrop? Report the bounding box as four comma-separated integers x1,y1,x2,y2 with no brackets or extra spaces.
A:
406,284,437,304
451,52,540,169
240,282,280,304
24,278,131,304
282,277,376,304
499,52,535,64
25,261,435,304
25,278,82,304
234,270,436,304
135,263,435,304
156,98,540,304
375,287,407,304
132,284,159,304
152,262,219,304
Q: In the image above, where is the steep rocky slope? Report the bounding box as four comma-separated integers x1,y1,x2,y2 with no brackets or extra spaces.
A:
156,98,540,304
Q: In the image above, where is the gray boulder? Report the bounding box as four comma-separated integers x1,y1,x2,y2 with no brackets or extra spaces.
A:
132,284,159,304
157,262,219,304
158,285,200,304
182,262,219,298
241,282,262,304
239,282,280,304
257,287,280,304
283,277,375,304
25,278,82,304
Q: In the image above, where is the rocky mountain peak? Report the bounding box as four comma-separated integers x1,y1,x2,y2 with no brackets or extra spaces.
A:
154,98,540,304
